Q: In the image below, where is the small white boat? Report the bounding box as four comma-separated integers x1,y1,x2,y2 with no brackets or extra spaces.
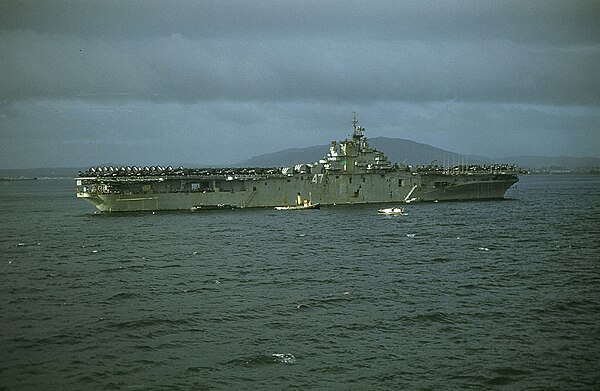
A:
275,203,320,211
377,207,406,215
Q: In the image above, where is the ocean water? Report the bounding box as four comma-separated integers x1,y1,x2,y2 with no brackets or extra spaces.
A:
1,175,599,390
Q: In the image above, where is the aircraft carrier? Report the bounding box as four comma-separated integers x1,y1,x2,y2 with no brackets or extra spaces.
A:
76,117,519,212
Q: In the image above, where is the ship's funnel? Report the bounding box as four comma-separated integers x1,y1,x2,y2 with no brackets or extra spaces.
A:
297,193,302,206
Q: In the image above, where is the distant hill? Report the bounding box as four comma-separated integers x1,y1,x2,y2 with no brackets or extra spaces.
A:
235,145,330,168
368,137,488,166
238,137,491,167
236,137,600,171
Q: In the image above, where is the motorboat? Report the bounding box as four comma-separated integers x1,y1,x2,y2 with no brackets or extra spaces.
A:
377,207,406,215
275,203,320,211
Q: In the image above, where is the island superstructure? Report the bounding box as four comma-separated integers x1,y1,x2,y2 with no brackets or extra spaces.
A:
76,116,519,212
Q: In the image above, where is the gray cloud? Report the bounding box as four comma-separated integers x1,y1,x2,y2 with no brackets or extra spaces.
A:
2,31,598,106
2,99,598,168
2,0,599,44
0,0,599,168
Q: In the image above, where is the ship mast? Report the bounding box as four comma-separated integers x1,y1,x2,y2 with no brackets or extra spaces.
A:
352,112,364,140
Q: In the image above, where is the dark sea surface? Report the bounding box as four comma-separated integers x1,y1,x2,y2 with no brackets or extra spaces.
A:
1,175,599,390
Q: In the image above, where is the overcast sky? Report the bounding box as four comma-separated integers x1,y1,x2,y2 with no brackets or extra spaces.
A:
1,0,599,168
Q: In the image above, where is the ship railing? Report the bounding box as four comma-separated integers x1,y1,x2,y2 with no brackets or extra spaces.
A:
228,173,287,180
77,187,123,195
416,164,519,175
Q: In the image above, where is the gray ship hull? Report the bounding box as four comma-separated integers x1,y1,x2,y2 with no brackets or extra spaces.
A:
419,174,518,202
77,172,421,212
76,117,519,212
77,170,518,212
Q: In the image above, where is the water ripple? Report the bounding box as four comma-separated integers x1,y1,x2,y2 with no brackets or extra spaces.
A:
2,176,599,390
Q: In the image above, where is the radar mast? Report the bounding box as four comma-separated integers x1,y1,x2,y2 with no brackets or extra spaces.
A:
352,112,364,140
